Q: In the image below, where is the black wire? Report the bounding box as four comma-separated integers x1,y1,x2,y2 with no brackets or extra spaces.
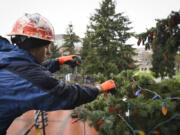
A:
24,124,35,135
83,121,86,135
41,111,46,135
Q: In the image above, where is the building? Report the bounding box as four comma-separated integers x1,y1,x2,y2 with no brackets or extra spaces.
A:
133,47,152,73
175,55,180,71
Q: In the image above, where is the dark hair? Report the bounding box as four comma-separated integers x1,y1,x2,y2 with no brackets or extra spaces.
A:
11,35,51,51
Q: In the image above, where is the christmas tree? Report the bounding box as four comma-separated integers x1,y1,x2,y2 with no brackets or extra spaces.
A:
80,0,136,78
79,70,180,135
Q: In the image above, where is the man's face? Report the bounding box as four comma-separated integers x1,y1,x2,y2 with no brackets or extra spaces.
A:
36,44,51,63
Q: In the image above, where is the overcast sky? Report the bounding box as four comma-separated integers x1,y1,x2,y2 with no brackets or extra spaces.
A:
0,0,180,44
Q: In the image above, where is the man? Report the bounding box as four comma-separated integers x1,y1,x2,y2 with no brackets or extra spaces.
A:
0,13,116,134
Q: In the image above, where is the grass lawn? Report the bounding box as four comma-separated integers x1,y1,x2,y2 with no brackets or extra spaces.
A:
175,77,180,83
135,71,180,79
175,71,180,82
135,72,155,79
137,72,180,83
176,71,180,75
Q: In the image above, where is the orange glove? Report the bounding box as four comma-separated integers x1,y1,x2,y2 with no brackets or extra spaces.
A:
96,80,116,93
58,55,81,67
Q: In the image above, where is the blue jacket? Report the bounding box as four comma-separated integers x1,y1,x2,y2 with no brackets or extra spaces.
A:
0,36,99,134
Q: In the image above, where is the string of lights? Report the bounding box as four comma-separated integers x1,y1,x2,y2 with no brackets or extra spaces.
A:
132,74,180,116
115,74,179,134
118,74,180,134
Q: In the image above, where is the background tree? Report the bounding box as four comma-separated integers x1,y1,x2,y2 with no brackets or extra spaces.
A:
80,0,136,78
48,43,61,59
62,24,81,55
137,11,180,79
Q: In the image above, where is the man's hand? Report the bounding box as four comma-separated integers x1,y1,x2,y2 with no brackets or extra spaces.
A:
96,80,116,93
58,55,81,68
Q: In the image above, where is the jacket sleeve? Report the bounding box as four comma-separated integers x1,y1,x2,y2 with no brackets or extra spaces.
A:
42,59,60,73
5,63,99,111
44,81,99,110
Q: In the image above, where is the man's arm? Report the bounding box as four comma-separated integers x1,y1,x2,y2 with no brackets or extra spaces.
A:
5,62,99,111
42,59,60,73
